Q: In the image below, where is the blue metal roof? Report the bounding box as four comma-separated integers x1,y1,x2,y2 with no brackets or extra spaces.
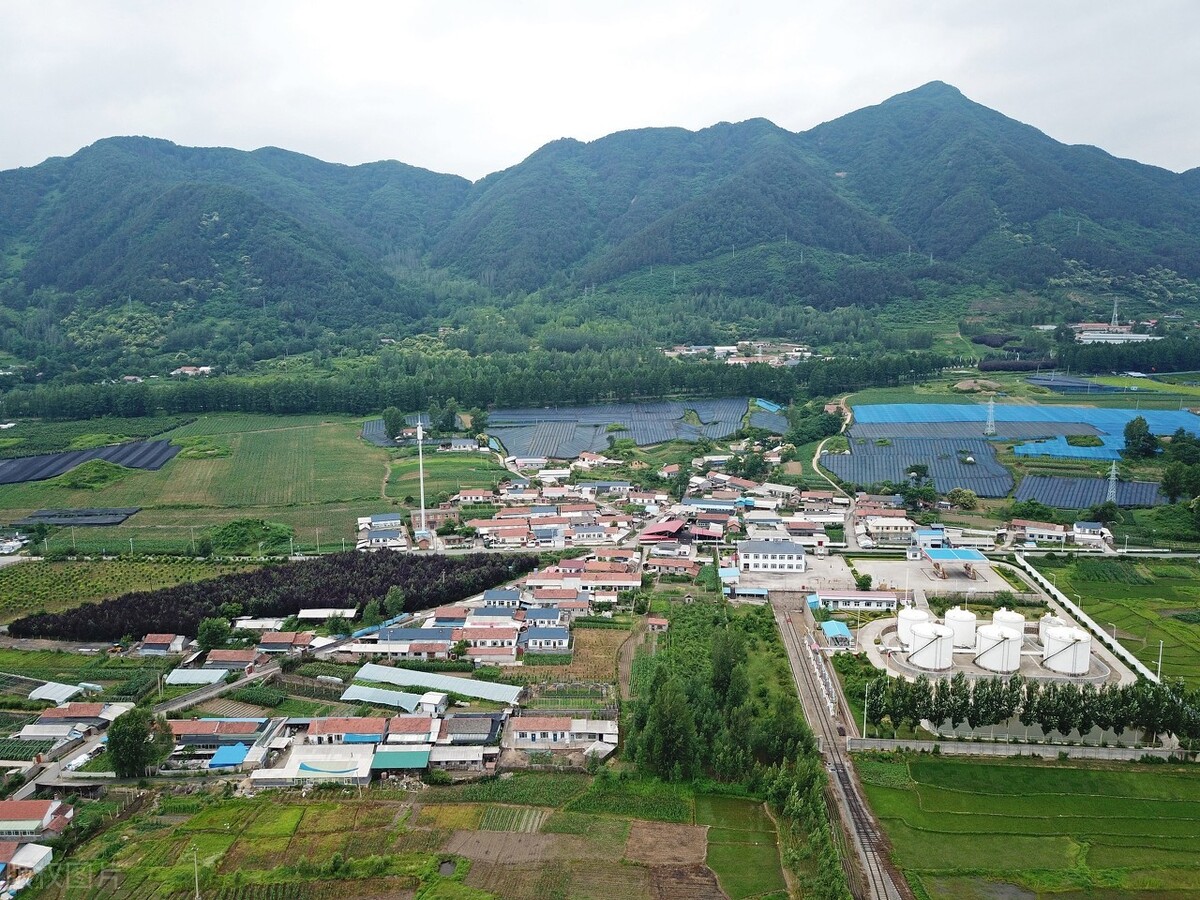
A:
209,743,249,768
821,621,853,640
807,593,821,608
483,589,520,601
523,627,569,640
379,627,454,641
472,607,517,617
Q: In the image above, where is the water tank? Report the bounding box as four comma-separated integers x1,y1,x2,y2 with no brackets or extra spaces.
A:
1043,626,1091,676
944,606,978,649
909,622,954,670
992,607,1026,639
975,624,1022,673
1038,613,1067,645
897,607,930,649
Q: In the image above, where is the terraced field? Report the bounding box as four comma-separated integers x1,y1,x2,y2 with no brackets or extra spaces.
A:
859,754,1200,898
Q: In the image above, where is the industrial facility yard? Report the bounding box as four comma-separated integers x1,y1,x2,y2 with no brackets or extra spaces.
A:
857,754,1200,899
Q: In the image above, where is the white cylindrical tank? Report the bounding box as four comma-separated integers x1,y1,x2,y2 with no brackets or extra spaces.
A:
897,607,929,649
975,624,1022,673
1038,613,1067,645
993,607,1026,638
944,606,978,649
1043,626,1091,676
909,622,954,670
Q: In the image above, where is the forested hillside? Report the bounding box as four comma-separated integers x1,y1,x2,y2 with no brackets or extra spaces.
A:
2,81,1199,385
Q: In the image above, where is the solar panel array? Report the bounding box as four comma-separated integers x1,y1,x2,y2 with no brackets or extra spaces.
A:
850,421,1100,441
749,410,790,433
853,403,1200,435
360,418,396,447
1014,476,1165,509
14,508,141,526
1013,435,1124,461
820,438,1014,497
0,440,180,485
488,398,750,459
1026,375,1120,394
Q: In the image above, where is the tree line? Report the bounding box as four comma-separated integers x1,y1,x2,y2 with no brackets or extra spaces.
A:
626,602,849,898
8,551,538,641
0,347,952,421
854,667,1198,746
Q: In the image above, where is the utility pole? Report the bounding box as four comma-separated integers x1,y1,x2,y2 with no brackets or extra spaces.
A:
193,846,201,899
1157,640,1164,680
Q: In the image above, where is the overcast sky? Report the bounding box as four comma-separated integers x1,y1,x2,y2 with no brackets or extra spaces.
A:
2,1,1198,180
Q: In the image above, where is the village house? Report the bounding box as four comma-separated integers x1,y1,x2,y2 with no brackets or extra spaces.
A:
169,719,265,749
504,717,619,750
736,539,807,573
307,717,389,745
385,715,439,744
138,633,186,656
203,648,264,673
520,627,570,652
1009,518,1067,544
257,632,315,654
0,801,72,843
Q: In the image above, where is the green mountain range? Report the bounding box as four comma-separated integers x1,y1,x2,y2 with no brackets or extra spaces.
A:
2,81,1198,378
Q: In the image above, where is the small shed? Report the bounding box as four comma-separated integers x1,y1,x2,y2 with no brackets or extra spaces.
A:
820,620,853,649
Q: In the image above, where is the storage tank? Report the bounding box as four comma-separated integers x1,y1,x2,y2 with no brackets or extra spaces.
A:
992,607,1026,639
1043,626,1091,676
1038,613,1068,645
897,607,930,649
944,606,978,649
974,624,1022,673
909,622,954,670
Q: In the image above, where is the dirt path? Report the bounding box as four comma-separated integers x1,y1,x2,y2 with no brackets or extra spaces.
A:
618,617,648,701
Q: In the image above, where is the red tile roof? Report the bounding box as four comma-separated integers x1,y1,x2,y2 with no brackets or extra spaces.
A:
142,633,177,645
0,800,57,822
39,703,104,719
387,716,434,734
308,717,388,736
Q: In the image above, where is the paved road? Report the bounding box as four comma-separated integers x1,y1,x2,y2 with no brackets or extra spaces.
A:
770,596,910,900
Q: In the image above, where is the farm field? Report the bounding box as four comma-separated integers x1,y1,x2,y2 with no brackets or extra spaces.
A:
501,626,630,686
34,777,782,900
0,648,173,702
0,558,256,623
858,753,1200,898
385,452,509,502
0,414,391,555
1033,556,1200,685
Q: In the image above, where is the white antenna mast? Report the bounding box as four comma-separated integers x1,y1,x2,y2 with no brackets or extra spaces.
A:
1110,297,1119,329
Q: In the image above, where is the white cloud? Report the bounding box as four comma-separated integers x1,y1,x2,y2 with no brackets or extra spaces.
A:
0,0,1197,177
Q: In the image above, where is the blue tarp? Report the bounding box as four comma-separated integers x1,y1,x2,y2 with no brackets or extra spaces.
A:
755,398,784,414
344,733,383,744
209,742,249,768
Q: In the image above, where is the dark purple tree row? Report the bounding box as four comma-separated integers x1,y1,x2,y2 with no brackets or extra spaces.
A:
8,552,539,641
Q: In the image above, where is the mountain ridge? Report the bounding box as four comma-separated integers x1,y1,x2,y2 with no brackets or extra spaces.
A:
2,81,1199,377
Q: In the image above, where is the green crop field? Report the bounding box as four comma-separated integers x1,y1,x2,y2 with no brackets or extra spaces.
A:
38,776,772,900
1034,557,1200,685
695,796,786,899
385,452,508,501
0,558,255,623
0,414,392,556
859,754,1200,898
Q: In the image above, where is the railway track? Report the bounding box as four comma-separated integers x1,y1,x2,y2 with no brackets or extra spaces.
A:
771,601,909,900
